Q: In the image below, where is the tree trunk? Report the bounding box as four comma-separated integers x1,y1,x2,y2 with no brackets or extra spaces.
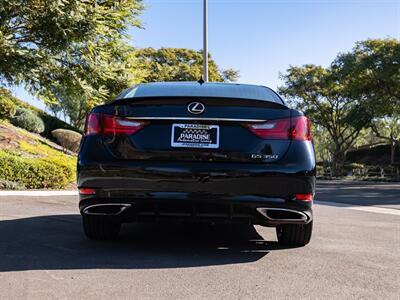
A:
390,139,396,165
331,149,346,178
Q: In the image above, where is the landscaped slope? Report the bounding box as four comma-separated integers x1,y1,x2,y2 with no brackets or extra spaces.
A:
0,121,77,190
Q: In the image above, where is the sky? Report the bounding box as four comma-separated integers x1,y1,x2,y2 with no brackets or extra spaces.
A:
11,0,400,111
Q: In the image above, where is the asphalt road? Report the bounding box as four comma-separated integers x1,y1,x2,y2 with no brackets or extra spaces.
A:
316,180,400,210
0,181,399,299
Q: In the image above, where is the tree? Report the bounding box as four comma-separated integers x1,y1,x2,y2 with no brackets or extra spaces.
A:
43,42,143,128
136,48,239,83
370,117,400,164
0,0,144,128
333,39,400,164
279,64,371,177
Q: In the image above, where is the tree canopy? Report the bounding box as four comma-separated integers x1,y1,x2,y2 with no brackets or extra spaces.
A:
0,0,144,128
279,64,370,176
136,48,239,83
279,38,399,175
0,2,242,128
333,39,400,163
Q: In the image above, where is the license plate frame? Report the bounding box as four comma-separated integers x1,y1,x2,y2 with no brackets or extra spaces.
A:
171,124,220,149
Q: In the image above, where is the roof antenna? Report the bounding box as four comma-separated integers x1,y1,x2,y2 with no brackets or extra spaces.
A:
203,0,209,82
198,76,205,85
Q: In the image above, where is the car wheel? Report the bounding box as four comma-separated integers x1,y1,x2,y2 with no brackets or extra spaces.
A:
82,215,121,240
276,221,313,247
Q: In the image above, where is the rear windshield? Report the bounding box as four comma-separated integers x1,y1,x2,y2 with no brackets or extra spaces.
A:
116,82,284,104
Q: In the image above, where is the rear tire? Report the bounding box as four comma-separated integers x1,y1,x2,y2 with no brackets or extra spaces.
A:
276,221,313,247
82,215,121,240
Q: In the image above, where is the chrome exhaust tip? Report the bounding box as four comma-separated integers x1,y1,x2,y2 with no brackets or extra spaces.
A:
82,203,132,216
256,208,311,224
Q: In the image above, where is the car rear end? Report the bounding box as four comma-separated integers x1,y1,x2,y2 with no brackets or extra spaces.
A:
78,82,316,246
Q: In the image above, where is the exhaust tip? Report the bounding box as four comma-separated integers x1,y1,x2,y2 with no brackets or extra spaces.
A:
257,208,310,224
82,203,132,216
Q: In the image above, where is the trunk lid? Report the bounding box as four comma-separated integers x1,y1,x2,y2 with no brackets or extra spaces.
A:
99,98,293,163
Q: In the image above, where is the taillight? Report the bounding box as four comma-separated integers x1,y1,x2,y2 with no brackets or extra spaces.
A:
79,187,96,195
290,116,312,141
102,115,147,135
84,113,101,135
243,118,291,139
243,116,312,141
295,193,313,201
84,113,147,136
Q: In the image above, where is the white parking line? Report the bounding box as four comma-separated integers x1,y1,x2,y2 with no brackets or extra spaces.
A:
316,201,400,216
0,191,78,196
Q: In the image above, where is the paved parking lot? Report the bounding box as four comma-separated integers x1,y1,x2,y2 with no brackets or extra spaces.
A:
0,181,399,299
316,180,400,210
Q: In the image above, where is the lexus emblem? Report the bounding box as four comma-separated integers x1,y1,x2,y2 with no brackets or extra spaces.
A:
187,102,205,115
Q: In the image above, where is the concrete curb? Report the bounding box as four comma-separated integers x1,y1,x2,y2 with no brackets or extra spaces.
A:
0,190,78,196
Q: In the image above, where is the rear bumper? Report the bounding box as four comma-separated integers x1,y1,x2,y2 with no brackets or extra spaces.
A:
78,161,315,226
79,197,312,226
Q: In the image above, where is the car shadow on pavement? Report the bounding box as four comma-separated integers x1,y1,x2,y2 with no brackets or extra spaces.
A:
0,214,290,272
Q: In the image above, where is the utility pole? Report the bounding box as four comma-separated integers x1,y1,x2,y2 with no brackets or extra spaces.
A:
203,0,209,82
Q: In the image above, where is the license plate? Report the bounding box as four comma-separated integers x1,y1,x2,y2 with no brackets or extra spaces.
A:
171,124,219,149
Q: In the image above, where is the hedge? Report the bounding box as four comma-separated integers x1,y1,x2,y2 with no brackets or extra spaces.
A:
18,140,77,181
0,87,80,139
52,129,82,153
40,113,80,140
0,150,75,189
11,107,45,133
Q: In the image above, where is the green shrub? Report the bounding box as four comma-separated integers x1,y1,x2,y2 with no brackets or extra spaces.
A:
0,178,25,190
345,163,365,170
46,156,77,183
1,87,80,139
18,140,77,183
316,165,324,176
51,129,82,153
11,107,45,133
0,150,71,189
0,95,17,120
10,96,79,137
40,113,81,139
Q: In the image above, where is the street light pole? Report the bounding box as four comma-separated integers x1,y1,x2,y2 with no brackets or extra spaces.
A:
203,0,208,82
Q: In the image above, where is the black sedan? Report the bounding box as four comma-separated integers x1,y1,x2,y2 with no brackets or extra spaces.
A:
78,82,315,246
